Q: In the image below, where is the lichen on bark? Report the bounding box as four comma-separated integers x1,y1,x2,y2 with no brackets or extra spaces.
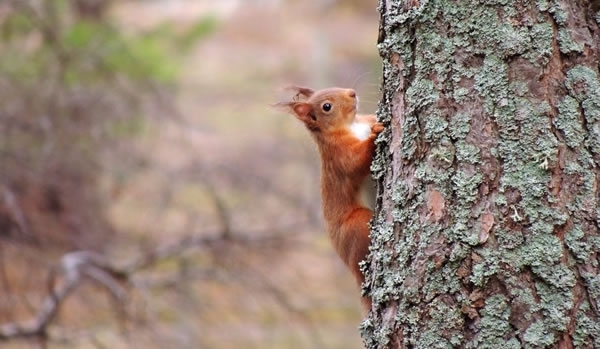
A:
364,0,600,348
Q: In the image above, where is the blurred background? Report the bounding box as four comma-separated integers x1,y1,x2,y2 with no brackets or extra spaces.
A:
0,0,381,348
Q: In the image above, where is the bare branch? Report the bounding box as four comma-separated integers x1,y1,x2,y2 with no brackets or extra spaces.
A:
0,226,306,341
0,251,127,340
1,186,35,242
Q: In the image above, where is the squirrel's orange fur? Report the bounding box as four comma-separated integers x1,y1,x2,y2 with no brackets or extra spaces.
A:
277,86,383,310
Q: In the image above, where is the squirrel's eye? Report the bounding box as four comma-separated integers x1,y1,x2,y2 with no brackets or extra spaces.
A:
322,103,332,112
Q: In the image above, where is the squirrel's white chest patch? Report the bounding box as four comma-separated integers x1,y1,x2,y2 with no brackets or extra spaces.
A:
350,122,371,141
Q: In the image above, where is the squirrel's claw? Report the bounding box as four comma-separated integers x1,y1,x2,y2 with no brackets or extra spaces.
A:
371,123,384,134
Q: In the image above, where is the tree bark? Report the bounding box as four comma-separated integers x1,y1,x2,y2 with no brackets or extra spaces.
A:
363,0,600,348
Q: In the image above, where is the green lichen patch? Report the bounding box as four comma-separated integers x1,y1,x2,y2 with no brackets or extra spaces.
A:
554,96,585,148
562,152,598,214
514,234,562,268
429,142,456,170
557,28,584,54
573,301,600,348
391,207,409,224
371,220,395,246
580,272,600,311
525,23,554,65
449,243,469,262
475,55,510,113
448,221,472,246
497,24,531,58
416,298,464,348
452,87,471,103
455,141,481,164
478,0,512,6
523,320,555,347
415,158,453,187
406,78,439,114
494,193,507,206
535,282,573,331
370,152,388,180
469,295,520,349
360,315,393,349
370,265,405,303
424,114,449,142
531,263,576,290
400,115,421,160
585,123,600,160
422,262,462,301
536,0,551,13
452,170,483,205
510,80,529,97
454,5,501,54
470,249,502,286
548,1,567,25
565,66,600,123
449,112,472,140
418,30,456,77
495,227,525,249
506,279,540,315
564,225,593,261
500,162,549,200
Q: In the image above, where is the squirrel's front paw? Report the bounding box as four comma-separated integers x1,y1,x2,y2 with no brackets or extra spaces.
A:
371,122,384,134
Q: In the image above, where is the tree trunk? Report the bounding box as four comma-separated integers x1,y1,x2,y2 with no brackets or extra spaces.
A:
363,0,600,348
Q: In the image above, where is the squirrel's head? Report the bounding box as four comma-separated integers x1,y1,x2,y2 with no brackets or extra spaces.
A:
276,86,358,133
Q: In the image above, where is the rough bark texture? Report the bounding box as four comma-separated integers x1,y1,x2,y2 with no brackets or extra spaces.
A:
362,0,600,348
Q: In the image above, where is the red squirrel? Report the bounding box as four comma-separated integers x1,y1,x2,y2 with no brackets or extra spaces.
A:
277,86,383,310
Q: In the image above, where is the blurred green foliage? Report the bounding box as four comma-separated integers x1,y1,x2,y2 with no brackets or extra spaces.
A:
0,4,217,84
0,0,218,168
0,1,218,226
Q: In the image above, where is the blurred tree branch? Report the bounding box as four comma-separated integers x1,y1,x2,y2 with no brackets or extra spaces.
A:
0,251,125,340
0,222,310,342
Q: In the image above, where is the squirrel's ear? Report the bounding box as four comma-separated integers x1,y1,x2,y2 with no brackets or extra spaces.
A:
292,103,319,131
273,102,318,130
272,101,312,118
288,86,315,100
292,102,313,119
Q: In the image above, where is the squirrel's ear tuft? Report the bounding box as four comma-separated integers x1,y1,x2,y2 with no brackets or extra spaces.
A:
272,101,292,112
272,101,312,119
273,101,318,130
286,86,314,101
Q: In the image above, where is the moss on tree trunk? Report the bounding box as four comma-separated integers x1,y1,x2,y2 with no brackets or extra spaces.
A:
363,0,600,348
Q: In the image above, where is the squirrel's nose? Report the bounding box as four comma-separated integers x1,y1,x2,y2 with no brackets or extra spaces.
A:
347,89,356,98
